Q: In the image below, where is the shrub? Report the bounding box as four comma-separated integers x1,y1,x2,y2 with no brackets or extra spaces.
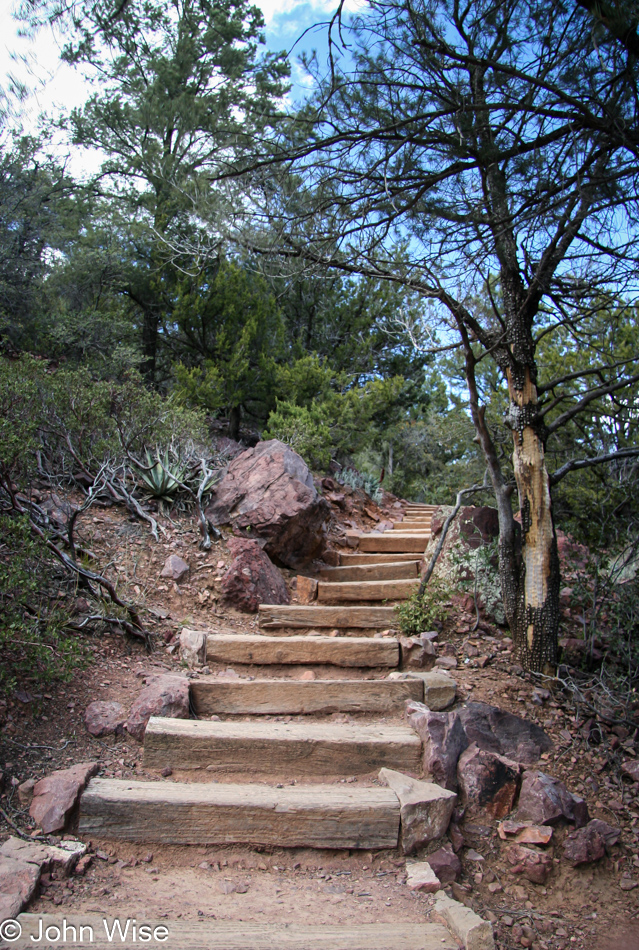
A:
264,400,332,470
395,582,449,636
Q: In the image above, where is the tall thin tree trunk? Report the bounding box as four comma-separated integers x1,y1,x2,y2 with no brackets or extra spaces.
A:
228,405,241,441
506,368,559,674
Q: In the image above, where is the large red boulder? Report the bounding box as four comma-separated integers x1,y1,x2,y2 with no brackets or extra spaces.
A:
221,538,290,613
204,440,330,568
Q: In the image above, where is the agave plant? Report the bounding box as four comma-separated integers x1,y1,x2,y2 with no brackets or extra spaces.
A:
136,449,187,504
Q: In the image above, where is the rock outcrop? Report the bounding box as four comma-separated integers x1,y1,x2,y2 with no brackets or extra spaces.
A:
204,440,330,568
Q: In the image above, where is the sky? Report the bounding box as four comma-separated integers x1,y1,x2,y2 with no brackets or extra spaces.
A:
0,0,367,133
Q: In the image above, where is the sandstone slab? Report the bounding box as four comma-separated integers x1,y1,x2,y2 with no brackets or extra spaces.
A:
435,890,495,950
296,576,318,604
221,538,290,613
0,855,40,922
84,701,126,738
29,762,98,834
0,836,87,877
379,767,456,854
126,674,190,742
205,440,330,569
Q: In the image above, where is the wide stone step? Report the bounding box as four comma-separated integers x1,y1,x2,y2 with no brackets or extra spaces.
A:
258,605,398,629
357,534,429,553
339,552,420,565
319,560,420,581
206,633,399,667
191,677,423,715
393,521,431,530
143,718,422,775
317,578,419,603
78,778,400,849
15,915,458,950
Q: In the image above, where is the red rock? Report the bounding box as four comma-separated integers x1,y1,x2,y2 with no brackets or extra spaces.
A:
425,843,462,884
506,844,553,885
84,701,126,738
205,440,331,569
399,635,437,671
457,702,552,766
220,538,290,613
457,743,521,819
406,702,468,791
516,770,589,827
160,554,190,582
563,819,619,866
498,821,553,845
29,762,98,834
622,759,639,783
296,575,318,604
126,674,190,742
448,822,465,852
0,855,41,921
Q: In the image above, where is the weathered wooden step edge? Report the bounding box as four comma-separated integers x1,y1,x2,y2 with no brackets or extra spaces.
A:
339,552,420,565
319,560,420,581
143,718,422,775
191,677,423,715
317,578,419,603
258,605,398,629
358,534,429,553
393,521,431,529
78,778,400,849
206,633,399,666
15,916,458,950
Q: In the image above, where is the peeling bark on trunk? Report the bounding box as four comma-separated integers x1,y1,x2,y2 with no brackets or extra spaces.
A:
506,368,559,674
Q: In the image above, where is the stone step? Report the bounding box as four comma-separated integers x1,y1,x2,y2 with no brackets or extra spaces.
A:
206,633,399,667
191,677,423,716
317,578,419,603
143,718,422,775
258,605,398,629
339,552,420,565
393,521,431,529
15,915,458,950
78,778,401,849
357,534,429,553
319,560,420,581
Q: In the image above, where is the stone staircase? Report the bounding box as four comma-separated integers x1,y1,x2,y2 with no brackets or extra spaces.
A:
72,503,472,949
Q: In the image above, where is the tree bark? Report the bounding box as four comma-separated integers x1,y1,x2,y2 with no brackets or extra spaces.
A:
506,367,559,674
228,404,241,441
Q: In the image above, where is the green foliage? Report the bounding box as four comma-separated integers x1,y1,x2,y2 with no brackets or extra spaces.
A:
263,400,332,470
336,468,383,503
395,583,449,636
135,450,188,504
0,514,84,697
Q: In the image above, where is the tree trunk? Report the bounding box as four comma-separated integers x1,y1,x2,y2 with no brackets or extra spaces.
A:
228,405,241,441
505,368,559,674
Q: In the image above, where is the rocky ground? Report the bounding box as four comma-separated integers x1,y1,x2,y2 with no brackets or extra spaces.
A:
1,480,638,950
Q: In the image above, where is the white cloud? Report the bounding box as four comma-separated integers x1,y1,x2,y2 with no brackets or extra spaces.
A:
258,0,367,27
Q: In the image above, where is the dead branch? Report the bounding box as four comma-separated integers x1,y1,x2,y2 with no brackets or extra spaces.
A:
418,482,490,596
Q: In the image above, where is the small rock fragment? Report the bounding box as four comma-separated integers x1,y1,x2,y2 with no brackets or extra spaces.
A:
405,701,468,790
161,554,190,582
179,628,207,669
506,844,553,885
563,819,619,866
399,635,437,671
425,843,462,884
405,859,441,892
126,674,190,742
516,770,589,827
